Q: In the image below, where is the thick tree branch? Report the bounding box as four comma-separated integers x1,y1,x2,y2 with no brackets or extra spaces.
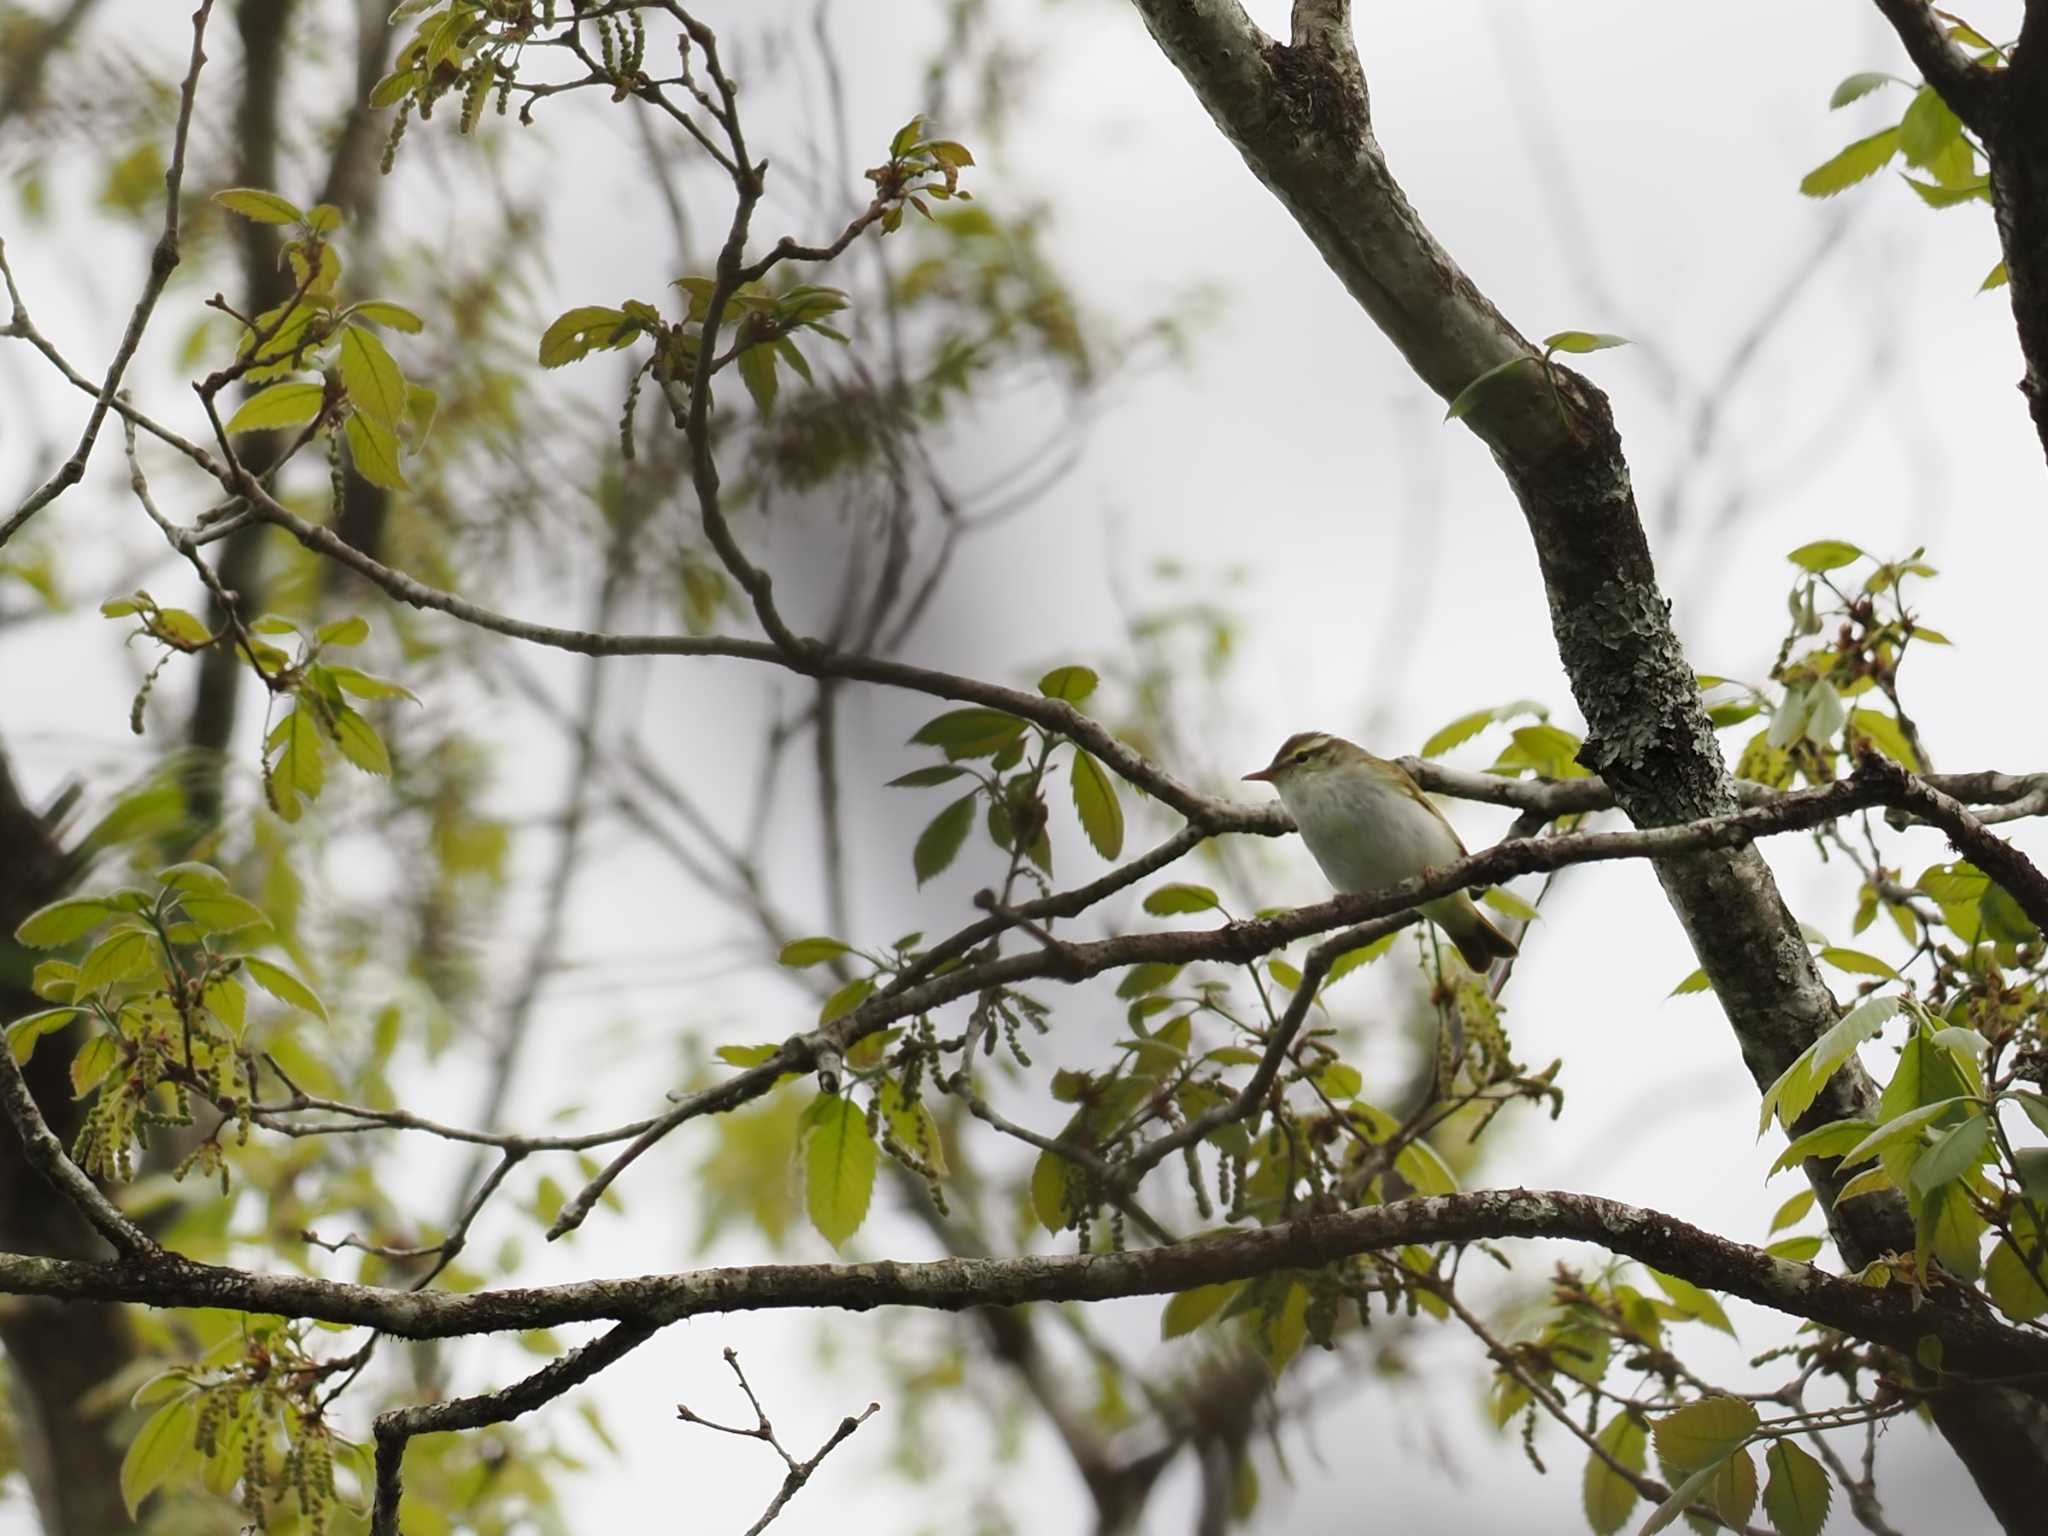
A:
9,1190,2048,1391
1870,0,2003,130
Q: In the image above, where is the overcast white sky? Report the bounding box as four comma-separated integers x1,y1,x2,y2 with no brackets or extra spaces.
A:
3,1,2045,1532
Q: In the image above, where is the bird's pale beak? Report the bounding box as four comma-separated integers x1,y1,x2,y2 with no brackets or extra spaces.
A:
1242,766,1276,783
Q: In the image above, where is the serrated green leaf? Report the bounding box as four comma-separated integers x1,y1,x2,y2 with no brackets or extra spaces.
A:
1583,1411,1647,1535
1761,1440,1831,1536
538,305,635,368
14,898,118,948
1787,538,1864,572
1768,1118,1874,1177
737,342,778,415
1770,1188,1816,1233
1037,665,1099,704
801,1094,875,1248
349,300,425,333
212,187,303,225
1909,1110,1990,1196
1070,749,1124,860
1543,330,1630,354
1669,967,1712,997
78,927,157,992
1899,85,1963,170
1799,127,1899,197
1444,354,1534,421
1901,172,1991,208
224,379,325,435
1161,1281,1239,1339
325,665,419,703
1144,883,1220,916
913,794,977,885
887,764,967,789
1420,708,1496,757
317,615,370,648
1031,1148,1076,1232
1829,71,1899,108
1986,1234,2048,1320
1651,1396,1758,1473
339,325,407,429
120,1395,196,1517
7,1008,79,1064
819,975,874,1025
779,937,851,968
1818,946,1898,979
343,412,409,491
176,892,269,936
1645,1269,1735,1337
1849,707,1919,769
909,708,1027,760
330,705,391,775
1982,260,2009,292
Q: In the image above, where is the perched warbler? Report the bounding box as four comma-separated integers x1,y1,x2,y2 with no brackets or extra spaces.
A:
1244,731,1517,971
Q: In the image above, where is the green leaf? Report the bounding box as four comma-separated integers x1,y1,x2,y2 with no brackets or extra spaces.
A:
1542,330,1630,354
909,708,1027,760
737,342,778,415
1986,1234,2048,1320
1645,1269,1735,1337
1443,354,1534,421
1031,1148,1077,1232
7,1008,79,1064
339,325,407,429
1901,172,1991,208
1770,1188,1816,1233
71,1031,117,1097
317,615,370,648
887,764,967,788
1829,71,1900,108
349,300,425,333
1761,1440,1831,1536
1651,1396,1758,1473
1070,749,1124,860
801,1094,875,1248
1849,707,1919,769
779,937,851,968
1899,85,1963,170
538,305,635,368
1144,883,1220,916
121,1395,197,1517
267,705,325,822
1161,1282,1240,1339
715,1043,779,1069
224,379,325,435
157,862,227,894
1818,946,1898,979
330,705,392,775
913,794,977,885
176,892,269,936
1798,127,1900,197
1582,1411,1647,1535
212,187,304,225
818,975,874,1025
1838,1098,1967,1170
876,1077,946,1176
1909,1110,1990,1196
1768,1118,1874,1177
1806,994,1900,1089
1710,1447,1758,1529
1037,664,1099,704
1480,886,1541,923
1420,708,1496,757
889,116,927,158
1787,538,1864,572
78,927,156,992
1766,1234,1826,1261
325,666,419,703
343,412,409,491
1982,260,2009,292
14,897,118,948
1639,1458,1724,1536
1669,967,1712,997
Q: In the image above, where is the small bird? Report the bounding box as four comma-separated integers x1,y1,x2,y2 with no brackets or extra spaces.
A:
1244,731,1517,971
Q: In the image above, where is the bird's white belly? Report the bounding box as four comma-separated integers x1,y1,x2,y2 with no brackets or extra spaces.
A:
1288,774,1463,893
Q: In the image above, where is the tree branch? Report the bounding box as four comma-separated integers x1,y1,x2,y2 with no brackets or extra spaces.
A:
1869,0,2002,133
9,1190,2048,1390
0,0,214,550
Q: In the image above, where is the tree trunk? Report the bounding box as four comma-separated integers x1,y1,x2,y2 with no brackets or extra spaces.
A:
1126,0,2048,1524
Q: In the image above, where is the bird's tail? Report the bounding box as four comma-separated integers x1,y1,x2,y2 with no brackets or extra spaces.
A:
1428,895,1519,972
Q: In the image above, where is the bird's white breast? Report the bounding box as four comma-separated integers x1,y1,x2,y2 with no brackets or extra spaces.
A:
1280,767,1464,893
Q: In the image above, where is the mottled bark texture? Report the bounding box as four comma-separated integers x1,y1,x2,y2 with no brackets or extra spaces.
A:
1128,0,2048,1524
